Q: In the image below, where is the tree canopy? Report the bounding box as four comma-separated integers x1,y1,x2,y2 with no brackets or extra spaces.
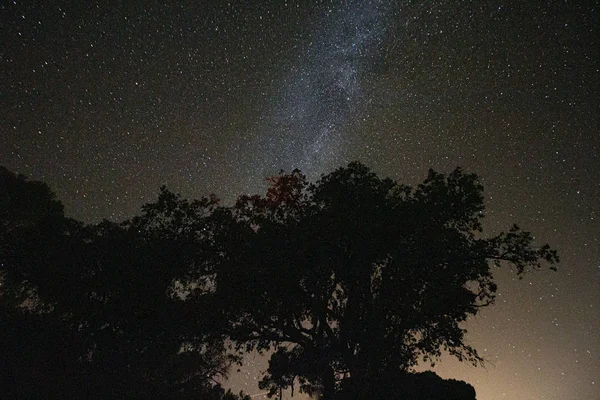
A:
0,168,245,399
0,163,558,399
212,162,558,399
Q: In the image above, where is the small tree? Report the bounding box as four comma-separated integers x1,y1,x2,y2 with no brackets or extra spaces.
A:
213,162,558,399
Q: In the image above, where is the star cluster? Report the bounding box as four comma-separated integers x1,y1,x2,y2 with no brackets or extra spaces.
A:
1,1,598,399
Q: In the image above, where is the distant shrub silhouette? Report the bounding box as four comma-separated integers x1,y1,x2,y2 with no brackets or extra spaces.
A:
337,370,475,400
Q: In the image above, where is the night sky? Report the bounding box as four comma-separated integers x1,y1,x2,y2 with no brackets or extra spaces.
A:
2,1,599,399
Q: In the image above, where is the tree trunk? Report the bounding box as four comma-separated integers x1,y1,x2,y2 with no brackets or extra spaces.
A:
348,370,363,400
348,358,370,400
321,366,335,400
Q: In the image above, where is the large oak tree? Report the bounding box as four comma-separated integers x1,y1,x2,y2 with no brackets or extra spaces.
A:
213,162,558,399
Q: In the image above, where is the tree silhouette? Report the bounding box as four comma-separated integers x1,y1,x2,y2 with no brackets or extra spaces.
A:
0,169,245,399
0,163,559,399
213,162,558,399
0,167,87,397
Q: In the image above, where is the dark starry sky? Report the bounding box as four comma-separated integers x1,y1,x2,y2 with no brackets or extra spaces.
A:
1,1,598,399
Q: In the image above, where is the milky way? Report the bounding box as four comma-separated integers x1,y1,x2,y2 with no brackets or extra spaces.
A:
1,1,598,399
247,1,395,183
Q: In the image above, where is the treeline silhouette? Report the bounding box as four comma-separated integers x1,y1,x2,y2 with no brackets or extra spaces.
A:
0,163,558,399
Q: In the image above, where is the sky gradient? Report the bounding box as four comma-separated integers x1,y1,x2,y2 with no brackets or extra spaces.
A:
1,1,598,399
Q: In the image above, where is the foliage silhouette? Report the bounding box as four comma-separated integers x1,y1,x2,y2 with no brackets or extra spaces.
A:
0,169,245,399
0,163,558,400
212,162,558,399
